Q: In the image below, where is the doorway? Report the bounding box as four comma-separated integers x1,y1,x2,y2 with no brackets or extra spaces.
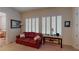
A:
0,12,6,47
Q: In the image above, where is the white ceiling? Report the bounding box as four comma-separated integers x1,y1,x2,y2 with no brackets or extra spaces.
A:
13,7,42,12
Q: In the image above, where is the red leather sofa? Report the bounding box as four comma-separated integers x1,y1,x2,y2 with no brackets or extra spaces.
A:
16,32,43,49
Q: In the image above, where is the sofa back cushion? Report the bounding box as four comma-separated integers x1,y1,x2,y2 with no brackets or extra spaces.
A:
24,32,29,37
23,32,37,38
28,32,36,38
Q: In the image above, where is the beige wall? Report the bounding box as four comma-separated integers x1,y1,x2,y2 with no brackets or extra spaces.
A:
21,7,73,45
0,7,21,44
72,8,79,49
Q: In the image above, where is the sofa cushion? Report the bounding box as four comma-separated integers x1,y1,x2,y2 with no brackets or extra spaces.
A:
22,38,36,44
22,38,31,42
28,39,36,44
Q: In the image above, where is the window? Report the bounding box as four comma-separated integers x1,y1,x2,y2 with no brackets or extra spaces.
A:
57,16,62,35
25,16,62,35
42,17,46,34
28,18,31,32
46,16,51,34
36,17,39,32
32,18,36,32
25,17,39,33
51,16,56,34
42,16,62,35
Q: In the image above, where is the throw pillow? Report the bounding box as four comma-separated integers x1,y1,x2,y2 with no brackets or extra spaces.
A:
20,33,25,38
34,35,41,40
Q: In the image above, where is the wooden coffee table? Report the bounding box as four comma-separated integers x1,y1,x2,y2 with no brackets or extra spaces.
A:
43,35,62,48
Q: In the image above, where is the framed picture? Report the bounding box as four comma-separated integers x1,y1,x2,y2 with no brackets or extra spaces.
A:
64,21,70,27
11,19,21,28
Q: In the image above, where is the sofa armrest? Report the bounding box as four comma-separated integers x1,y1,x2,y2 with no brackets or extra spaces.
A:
35,39,42,48
16,35,20,38
35,38,42,44
37,33,43,40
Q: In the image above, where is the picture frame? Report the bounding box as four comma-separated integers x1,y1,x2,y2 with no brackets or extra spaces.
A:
11,19,21,28
64,21,70,27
